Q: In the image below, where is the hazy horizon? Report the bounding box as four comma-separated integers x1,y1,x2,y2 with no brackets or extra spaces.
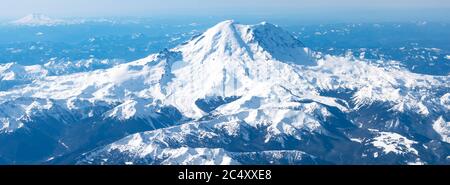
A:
0,0,449,23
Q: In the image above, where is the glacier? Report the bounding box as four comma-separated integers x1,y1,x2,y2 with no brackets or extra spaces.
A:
0,20,449,164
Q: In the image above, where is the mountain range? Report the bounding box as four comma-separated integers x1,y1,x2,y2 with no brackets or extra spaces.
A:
0,20,449,164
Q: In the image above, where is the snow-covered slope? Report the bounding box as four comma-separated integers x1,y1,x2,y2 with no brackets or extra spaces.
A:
11,14,65,26
0,20,449,164
0,59,125,91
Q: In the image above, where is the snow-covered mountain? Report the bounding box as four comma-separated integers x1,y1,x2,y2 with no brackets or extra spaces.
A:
0,20,449,164
11,14,65,26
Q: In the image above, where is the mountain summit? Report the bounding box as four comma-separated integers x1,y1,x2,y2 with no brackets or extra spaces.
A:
176,20,313,66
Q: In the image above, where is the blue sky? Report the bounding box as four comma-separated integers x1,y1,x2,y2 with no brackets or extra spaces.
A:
1,0,449,22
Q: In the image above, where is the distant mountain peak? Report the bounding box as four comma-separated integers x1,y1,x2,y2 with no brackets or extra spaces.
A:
11,13,64,26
